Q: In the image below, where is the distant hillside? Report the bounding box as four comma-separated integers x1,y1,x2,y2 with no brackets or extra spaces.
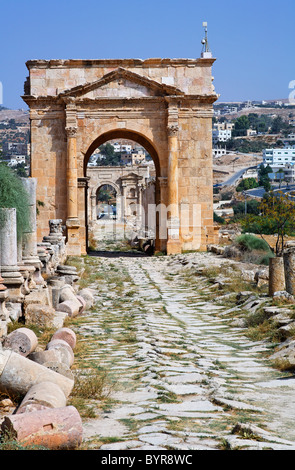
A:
0,107,29,124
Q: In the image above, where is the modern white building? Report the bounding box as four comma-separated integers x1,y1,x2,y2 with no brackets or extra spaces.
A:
212,128,232,144
212,147,227,158
284,163,295,183
263,148,295,168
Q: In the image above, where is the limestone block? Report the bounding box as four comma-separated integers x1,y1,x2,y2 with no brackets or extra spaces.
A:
52,311,68,329
25,304,56,328
23,289,51,311
3,327,38,357
1,406,83,450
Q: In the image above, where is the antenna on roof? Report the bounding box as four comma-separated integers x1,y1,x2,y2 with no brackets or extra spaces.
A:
201,21,212,58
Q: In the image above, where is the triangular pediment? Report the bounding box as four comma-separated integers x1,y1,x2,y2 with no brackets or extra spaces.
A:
59,68,184,99
120,172,143,181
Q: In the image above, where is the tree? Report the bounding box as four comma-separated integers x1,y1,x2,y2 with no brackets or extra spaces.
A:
233,199,260,216
276,168,285,189
242,191,295,256
97,143,121,166
236,177,259,192
0,163,31,240
97,189,112,203
270,116,285,134
258,164,272,192
232,115,250,136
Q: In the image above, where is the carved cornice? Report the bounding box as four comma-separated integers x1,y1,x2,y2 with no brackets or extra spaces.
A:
78,177,90,188
25,58,216,70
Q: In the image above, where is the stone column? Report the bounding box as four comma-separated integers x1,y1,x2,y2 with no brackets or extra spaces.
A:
90,189,97,222
121,183,127,220
138,183,144,232
21,177,43,286
0,274,9,337
283,249,295,295
167,125,181,255
156,177,168,253
269,256,286,297
0,208,24,302
65,126,81,256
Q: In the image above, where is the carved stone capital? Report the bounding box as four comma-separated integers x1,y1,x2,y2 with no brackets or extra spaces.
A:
66,126,77,138
167,125,179,137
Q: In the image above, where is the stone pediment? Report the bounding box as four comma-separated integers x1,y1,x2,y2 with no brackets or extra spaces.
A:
120,172,143,180
59,68,184,100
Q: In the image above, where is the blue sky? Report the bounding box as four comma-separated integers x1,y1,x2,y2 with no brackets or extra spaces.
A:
0,0,294,109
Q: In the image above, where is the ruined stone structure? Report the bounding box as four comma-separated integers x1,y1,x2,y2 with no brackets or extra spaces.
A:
87,164,154,223
23,57,218,255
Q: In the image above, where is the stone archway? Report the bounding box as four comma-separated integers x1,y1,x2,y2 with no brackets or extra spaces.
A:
23,58,218,256
85,130,160,251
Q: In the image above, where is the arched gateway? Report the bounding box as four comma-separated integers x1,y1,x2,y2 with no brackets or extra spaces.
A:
23,58,218,256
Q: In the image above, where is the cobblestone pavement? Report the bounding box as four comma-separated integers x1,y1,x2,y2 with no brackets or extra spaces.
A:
73,252,295,450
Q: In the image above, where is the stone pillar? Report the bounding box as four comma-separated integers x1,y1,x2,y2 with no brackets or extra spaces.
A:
283,249,295,295
167,125,181,255
1,406,83,450
0,274,9,337
0,349,74,398
269,256,286,296
0,208,24,302
21,177,44,285
90,190,97,222
156,177,168,253
138,183,144,227
121,183,127,220
65,126,81,256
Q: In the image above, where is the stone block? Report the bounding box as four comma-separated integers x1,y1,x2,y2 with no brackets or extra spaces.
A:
25,304,56,328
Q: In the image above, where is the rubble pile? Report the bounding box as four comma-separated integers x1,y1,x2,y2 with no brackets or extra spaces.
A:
0,177,95,449
0,327,83,449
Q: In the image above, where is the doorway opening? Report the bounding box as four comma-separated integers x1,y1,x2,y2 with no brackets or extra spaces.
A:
86,135,157,256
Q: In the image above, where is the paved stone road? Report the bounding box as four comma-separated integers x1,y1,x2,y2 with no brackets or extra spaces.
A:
75,253,295,450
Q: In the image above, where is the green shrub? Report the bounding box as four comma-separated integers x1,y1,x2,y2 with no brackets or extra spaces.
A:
235,234,271,253
213,212,225,224
0,164,31,240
